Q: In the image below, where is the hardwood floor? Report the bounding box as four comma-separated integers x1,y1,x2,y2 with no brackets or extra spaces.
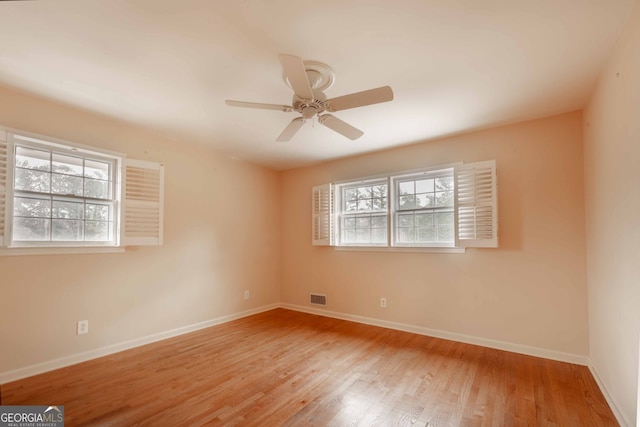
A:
1,309,618,426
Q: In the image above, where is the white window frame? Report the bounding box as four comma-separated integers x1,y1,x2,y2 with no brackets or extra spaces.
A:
335,177,389,247
390,167,455,248
0,127,164,255
312,160,498,252
8,134,121,248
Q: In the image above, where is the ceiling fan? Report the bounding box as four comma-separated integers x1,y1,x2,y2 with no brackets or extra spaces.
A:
225,54,394,142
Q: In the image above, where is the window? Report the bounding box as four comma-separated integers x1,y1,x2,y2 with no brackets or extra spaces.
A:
12,143,116,246
0,128,164,252
312,161,498,250
392,168,454,247
338,179,388,246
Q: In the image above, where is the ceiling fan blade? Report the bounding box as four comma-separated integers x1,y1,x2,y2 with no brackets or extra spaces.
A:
326,86,394,112
279,54,314,100
225,100,292,112
276,117,306,142
318,114,364,140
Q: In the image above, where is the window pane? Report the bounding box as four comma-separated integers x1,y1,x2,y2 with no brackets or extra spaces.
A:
372,228,387,244
416,179,434,193
51,173,83,196
85,178,109,199
13,217,50,241
397,227,414,243
372,184,387,198
435,191,453,207
85,221,109,241
86,203,110,221
398,181,414,195
52,219,83,241
345,201,357,212
343,217,356,229
356,228,370,243
398,195,415,210
344,188,357,202
356,216,370,228
357,186,372,199
15,147,50,171
436,176,453,191
398,213,413,227
342,229,356,243
436,211,454,225
53,200,84,219
416,193,434,208
52,154,83,176
415,212,433,227
437,224,454,242
357,199,371,212
14,197,50,218
85,160,110,180
372,197,386,211
435,212,454,243
371,215,386,228
15,168,51,193
416,227,435,243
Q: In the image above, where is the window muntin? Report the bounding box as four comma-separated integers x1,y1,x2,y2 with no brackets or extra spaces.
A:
392,169,455,247
338,180,388,246
11,139,117,246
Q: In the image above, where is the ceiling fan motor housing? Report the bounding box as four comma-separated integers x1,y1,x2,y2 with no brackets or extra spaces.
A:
293,93,327,119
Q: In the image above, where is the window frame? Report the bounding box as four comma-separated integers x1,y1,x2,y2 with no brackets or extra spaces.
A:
8,134,121,248
320,161,497,252
390,167,456,248
0,127,164,256
335,177,390,247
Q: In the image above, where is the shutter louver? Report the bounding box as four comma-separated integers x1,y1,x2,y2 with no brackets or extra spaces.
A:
0,131,7,246
312,183,334,246
456,160,498,248
122,158,164,246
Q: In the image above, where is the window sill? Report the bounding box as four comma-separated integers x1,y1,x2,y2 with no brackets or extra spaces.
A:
335,246,465,254
0,246,125,256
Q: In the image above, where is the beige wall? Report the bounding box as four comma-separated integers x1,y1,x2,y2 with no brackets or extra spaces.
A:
281,111,588,357
583,1,640,425
0,85,281,373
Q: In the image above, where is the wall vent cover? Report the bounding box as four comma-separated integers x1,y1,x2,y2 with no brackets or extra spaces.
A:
310,293,327,306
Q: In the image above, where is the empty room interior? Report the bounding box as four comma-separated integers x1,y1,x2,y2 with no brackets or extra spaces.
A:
0,0,639,426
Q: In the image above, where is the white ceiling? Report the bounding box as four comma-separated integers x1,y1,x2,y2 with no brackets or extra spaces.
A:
0,0,635,170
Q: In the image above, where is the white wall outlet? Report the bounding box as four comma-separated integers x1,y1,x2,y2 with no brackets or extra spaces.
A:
77,320,89,335
244,290,250,300
380,297,387,308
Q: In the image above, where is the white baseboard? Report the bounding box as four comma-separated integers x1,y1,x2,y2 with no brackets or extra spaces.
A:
280,303,590,366
0,302,596,391
588,364,630,427
3,302,627,425
0,303,280,385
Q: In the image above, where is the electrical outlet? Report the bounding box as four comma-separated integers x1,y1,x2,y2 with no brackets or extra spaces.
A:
380,297,387,308
77,320,89,335
244,290,250,300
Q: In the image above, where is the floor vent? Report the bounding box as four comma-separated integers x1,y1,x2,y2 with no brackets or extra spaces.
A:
310,293,327,306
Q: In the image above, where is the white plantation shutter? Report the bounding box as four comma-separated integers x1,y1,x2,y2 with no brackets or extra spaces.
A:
122,158,164,246
312,183,334,246
455,160,498,248
0,130,7,246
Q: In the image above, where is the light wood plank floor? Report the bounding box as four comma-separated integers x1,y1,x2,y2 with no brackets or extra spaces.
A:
1,309,617,426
